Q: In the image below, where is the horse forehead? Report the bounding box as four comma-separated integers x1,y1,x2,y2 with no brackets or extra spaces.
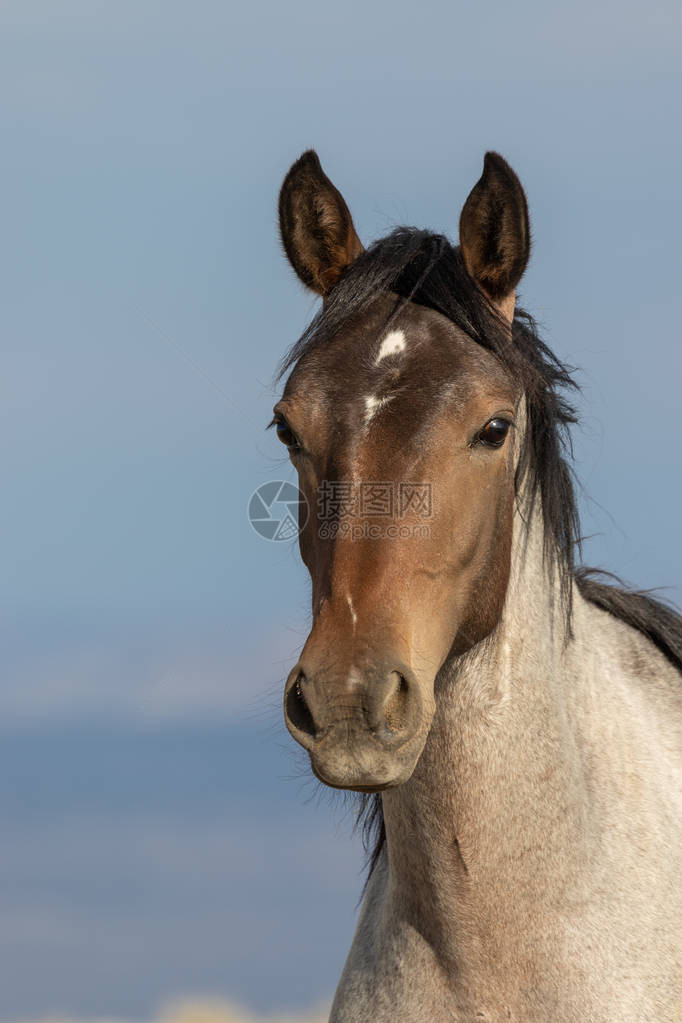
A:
329,319,502,413
285,303,513,429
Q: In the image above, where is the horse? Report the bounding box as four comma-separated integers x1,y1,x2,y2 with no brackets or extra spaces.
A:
273,150,682,1021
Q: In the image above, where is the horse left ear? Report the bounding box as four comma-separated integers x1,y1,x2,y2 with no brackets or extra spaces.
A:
459,152,530,322
279,150,364,296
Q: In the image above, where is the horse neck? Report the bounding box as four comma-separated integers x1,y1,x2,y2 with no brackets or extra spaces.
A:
380,498,591,937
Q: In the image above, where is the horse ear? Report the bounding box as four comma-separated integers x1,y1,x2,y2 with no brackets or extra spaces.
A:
279,150,364,296
459,152,530,321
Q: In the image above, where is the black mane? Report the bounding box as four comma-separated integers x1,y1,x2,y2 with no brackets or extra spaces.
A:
278,227,682,880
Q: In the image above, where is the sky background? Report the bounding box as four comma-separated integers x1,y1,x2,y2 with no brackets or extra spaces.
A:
1,0,681,1017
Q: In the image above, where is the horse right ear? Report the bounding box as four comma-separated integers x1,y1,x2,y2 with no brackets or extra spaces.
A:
278,150,364,296
459,152,530,322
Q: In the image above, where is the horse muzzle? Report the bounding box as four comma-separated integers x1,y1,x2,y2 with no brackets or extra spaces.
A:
283,659,428,791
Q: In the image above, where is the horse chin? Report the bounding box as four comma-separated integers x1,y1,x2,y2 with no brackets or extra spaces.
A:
308,738,423,793
310,764,399,793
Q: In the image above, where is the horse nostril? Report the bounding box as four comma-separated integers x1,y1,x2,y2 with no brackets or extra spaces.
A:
382,672,411,735
285,671,316,739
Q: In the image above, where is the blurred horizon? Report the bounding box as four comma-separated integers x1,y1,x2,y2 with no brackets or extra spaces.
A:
1,0,681,1017
0,721,362,1019
4,1001,329,1023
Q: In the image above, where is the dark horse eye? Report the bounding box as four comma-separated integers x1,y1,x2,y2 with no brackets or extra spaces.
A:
276,418,299,449
477,417,512,448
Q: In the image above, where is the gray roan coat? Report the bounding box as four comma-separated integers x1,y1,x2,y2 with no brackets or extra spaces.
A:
273,149,682,1022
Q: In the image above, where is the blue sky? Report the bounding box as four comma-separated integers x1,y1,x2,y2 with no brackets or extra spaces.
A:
1,0,681,1015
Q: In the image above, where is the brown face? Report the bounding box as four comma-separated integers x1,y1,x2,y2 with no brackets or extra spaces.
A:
276,298,521,790
276,149,530,791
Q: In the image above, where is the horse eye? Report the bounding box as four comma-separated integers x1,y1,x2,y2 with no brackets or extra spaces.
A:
477,417,512,448
276,418,299,449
